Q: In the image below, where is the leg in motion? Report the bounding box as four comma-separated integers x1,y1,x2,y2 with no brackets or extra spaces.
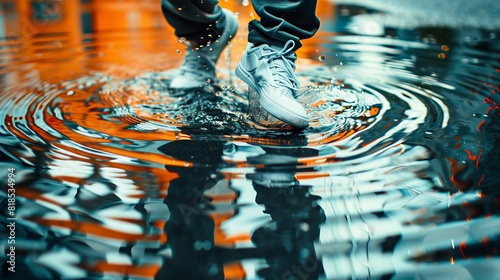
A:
161,0,238,89
236,0,320,128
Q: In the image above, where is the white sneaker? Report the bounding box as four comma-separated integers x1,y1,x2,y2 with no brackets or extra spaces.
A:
236,40,308,128
170,9,238,89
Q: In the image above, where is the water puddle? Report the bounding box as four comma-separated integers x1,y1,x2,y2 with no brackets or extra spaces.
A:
1,1,499,279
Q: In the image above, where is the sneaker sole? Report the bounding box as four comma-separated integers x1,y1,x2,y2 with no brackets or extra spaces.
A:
236,64,309,128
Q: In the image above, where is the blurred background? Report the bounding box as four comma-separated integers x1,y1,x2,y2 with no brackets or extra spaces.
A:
1,0,169,37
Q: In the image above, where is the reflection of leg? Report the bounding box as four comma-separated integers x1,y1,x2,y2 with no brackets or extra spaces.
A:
156,140,225,279
162,0,238,89
251,184,324,280
249,0,320,50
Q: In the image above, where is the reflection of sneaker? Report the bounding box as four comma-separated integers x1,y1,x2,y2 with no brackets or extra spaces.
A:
170,9,238,89
247,171,297,188
236,40,308,128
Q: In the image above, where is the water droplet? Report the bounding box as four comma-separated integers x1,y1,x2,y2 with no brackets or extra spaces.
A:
242,0,249,6
299,222,310,232
193,241,202,250
206,79,211,83
67,90,75,96
438,53,446,59
441,45,450,52
176,49,182,54
319,55,326,61
229,86,235,91
341,8,350,16
178,37,186,44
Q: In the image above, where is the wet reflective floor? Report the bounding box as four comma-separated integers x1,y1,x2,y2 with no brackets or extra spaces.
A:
1,0,500,279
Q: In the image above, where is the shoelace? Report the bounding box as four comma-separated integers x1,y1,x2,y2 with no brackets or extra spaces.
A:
261,40,299,97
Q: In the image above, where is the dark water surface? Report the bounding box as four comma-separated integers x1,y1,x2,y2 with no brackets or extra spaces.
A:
1,1,500,279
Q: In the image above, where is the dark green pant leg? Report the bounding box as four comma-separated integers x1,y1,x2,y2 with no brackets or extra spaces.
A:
249,0,320,50
161,0,223,44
